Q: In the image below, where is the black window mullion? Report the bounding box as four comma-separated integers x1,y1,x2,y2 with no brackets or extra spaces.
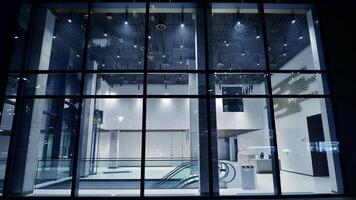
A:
139,1,149,197
71,1,92,197
258,2,282,196
203,0,218,197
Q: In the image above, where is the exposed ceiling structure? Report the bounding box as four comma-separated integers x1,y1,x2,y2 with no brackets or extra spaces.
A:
48,5,310,85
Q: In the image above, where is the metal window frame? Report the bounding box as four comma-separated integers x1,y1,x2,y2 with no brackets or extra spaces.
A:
0,0,345,199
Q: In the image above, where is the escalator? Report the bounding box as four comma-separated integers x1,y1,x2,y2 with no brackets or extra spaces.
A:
150,160,237,189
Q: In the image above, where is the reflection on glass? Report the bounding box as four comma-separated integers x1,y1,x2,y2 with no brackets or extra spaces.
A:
213,98,275,195
0,99,16,195
5,74,20,96
147,73,205,95
26,4,88,70
273,98,343,194
271,73,328,95
210,73,268,95
78,98,143,196
145,98,201,196
85,73,143,95
264,6,322,70
6,98,79,196
148,3,197,70
87,3,146,70
21,73,81,96
211,4,266,70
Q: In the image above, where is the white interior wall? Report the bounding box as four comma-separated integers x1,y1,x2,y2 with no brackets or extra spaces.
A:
215,98,269,130
272,42,334,177
237,130,271,157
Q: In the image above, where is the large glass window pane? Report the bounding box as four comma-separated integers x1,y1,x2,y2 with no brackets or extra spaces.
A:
144,98,203,196
210,73,268,95
78,98,143,197
86,3,146,71
26,4,88,70
5,98,79,196
84,73,143,95
0,99,16,195
271,72,328,95
273,98,343,194
21,73,81,96
147,73,205,95
210,4,266,70
212,98,275,195
264,5,323,70
148,3,198,70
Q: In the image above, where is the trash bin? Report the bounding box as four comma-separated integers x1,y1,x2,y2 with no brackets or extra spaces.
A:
240,165,256,189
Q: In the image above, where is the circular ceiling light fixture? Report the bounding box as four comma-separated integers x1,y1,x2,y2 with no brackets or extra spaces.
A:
155,13,167,31
155,23,167,31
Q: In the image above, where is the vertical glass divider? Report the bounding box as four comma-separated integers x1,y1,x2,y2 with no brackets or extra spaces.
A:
139,1,149,197
258,2,282,196
71,2,92,197
203,0,219,197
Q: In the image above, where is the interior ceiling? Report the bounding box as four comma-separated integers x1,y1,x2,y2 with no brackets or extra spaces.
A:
50,7,310,85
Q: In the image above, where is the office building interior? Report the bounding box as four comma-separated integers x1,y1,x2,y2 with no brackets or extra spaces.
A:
0,2,343,197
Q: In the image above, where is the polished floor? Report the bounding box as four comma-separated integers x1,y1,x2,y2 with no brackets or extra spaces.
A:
29,166,337,197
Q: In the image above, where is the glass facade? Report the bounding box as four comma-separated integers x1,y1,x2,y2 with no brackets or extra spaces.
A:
0,1,343,197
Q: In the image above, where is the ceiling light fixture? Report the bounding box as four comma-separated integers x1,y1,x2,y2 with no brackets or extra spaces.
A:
117,48,120,58
283,36,288,46
68,13,72,23
155,13,167,30
180,6,185,28
224,39,230,47
103,21,108,37
179,55,183,64
124,7,129,24
180,38,184,48
256,55,260,66
291,10,296,24
216,53,224,68
162,45,166,58
178,74,183,81
236,9,241,25
241,46,245,56
138,56,142,64
282,46,287,56
52,19,58,39
298,29,303,40
256,26,260,39
106,13,112,20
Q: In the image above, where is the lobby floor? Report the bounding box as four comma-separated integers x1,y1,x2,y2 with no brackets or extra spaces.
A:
30,166,337,196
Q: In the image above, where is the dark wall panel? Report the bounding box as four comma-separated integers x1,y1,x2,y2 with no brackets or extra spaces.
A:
316,1,356,197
